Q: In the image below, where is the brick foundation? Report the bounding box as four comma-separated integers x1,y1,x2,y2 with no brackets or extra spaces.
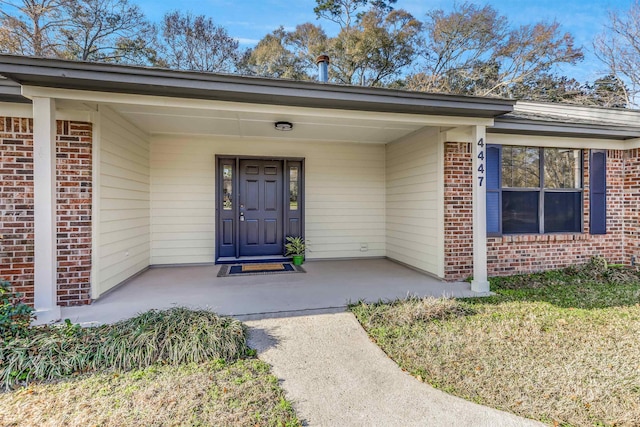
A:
0,117,92,306
444,144,631,281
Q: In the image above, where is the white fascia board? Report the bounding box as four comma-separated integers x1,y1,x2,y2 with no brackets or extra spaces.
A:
0,101,91,121
488,132,627,150
626,138,640,148
21,86,495,128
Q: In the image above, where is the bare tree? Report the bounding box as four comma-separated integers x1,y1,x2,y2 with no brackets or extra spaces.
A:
407,2,583,98
594,0,640,107
61,0,155,63
414,3,506,93
155,11,242,73
0,0,68,56
314,0,396,30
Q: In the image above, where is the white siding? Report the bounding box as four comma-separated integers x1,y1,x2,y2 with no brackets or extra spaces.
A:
150,136,386,264
98,106,150,295
386,128,443,277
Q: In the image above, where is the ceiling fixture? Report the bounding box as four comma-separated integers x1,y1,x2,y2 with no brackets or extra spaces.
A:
274,121,293,131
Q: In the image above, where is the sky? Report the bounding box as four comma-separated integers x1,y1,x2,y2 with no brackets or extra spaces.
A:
136,0,634,83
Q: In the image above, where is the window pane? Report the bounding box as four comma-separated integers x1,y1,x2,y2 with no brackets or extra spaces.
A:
223,164,232,210
502,191,539,233
289,166,299,210
544,192,581,233
544,149,581,189
502,146,540,188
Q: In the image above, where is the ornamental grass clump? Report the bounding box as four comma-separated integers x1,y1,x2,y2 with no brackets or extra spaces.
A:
97,307,247,370
0,307,248,390
361,297,473,328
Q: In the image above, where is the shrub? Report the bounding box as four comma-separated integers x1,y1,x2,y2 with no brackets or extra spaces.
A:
0,307,248,389
96,307,247,370
0,279,34,340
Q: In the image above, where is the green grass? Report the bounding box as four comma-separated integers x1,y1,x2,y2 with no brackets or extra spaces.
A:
0,359,300,426
351,258,640,426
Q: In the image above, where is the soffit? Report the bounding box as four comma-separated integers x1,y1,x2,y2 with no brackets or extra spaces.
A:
107,103,430,143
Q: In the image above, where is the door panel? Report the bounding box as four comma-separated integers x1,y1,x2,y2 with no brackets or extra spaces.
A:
239,160,284,256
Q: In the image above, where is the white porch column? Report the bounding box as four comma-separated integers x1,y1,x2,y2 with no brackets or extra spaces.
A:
33,97,60,323
471,125,489,293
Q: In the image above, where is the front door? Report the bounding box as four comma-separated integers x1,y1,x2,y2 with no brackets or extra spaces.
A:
239,159,284,256
217,157,303,260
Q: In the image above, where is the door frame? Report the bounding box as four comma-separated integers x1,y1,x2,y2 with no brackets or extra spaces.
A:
215,155,305,262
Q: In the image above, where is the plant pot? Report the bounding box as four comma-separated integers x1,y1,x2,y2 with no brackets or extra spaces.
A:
292,255,304,266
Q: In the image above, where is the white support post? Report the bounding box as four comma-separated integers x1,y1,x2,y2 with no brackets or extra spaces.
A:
33,97,60,323
471,125,490,293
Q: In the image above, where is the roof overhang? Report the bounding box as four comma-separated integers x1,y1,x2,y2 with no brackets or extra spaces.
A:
0,54,514,118
491,117,640,140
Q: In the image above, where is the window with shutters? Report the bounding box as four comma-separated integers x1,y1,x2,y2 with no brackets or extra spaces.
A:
486,145,587,235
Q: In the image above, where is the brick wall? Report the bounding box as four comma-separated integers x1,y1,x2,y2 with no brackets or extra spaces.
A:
624,149,640,265
0,117,92,306
0,118,35,303
444,144,627,281
56,121,92,305
443,142,474,280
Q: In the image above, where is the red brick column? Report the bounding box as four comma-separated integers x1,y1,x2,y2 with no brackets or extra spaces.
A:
443,142,474,281
624,149,640,266
0,117,92,306
0,118,35,302
56,121,92,305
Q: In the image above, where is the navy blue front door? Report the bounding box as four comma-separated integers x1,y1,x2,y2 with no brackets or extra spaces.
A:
239,160,284,256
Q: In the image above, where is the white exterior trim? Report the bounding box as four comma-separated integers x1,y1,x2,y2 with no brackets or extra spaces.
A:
0,101,91,122
32,97,60,323
489,132,629,150
90,109,101,300
21,86,496,128
471,125,489,293
436,129,447,278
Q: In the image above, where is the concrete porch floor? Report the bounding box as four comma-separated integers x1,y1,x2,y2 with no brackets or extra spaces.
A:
61,259,479,325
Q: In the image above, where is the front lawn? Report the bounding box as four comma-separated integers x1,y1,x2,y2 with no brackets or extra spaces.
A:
0,306,299,426
351,258,640,426
0,359,298,426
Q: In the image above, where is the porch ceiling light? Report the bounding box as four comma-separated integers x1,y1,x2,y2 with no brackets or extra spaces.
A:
274,121,293,131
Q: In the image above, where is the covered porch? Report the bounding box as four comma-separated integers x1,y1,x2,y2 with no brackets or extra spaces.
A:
0,56,515,323
60,259,479,324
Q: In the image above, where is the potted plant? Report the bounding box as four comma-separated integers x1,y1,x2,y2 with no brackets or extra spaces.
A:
284,236,305,265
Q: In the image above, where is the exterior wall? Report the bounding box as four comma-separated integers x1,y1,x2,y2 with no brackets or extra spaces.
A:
56,120,93,305
150,135,386,264
386,128,443,277
0,117,92,306
624,149,640,265
443,141,627,281
443,142,474,280
97,106,150,296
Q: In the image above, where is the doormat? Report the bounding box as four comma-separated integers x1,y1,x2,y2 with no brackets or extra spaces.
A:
217,262,306,277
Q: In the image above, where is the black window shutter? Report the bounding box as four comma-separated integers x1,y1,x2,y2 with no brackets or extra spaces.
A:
486,145,501,235
590,150,606,235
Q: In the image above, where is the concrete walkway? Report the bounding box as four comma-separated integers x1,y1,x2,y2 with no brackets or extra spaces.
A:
247,312,544,427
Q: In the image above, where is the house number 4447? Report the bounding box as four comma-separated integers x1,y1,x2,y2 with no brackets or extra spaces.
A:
477,138,485,187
